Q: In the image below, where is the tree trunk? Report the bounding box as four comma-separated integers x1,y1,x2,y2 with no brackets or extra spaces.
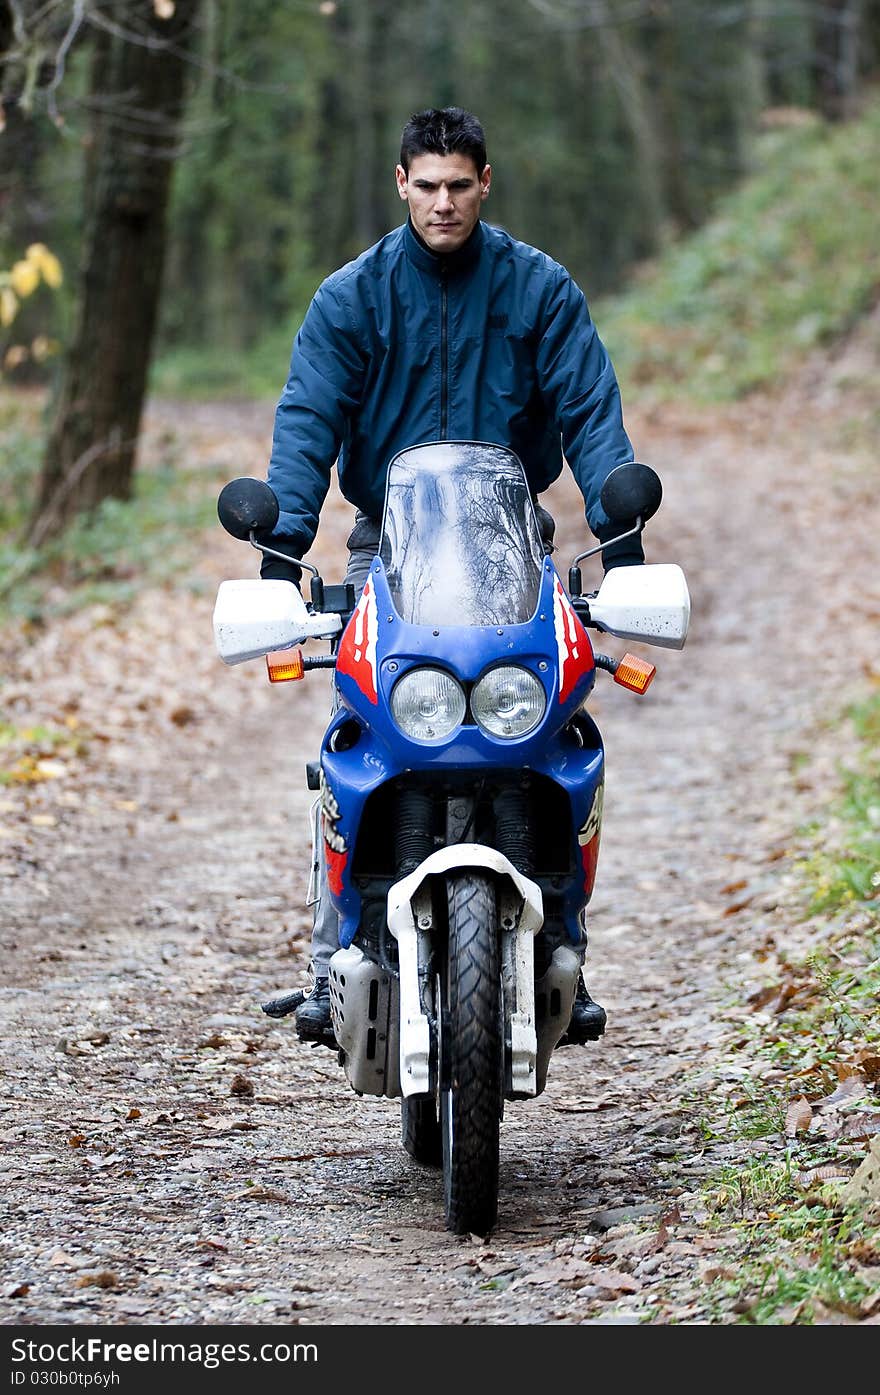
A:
814,0,863,120
31,0,200,543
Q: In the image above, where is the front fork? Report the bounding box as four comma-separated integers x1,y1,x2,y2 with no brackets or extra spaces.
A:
386,840,544,1100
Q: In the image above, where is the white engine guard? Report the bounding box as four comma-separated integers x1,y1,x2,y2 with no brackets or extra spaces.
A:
386,844,544,1099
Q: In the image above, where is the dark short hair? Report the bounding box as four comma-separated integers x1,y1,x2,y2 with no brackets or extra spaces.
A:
399,107,487,174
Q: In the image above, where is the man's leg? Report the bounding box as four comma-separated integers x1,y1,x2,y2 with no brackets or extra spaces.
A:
535,502,606,1044
295,527,379,1043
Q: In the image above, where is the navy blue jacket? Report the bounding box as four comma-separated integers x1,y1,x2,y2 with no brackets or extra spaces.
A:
267,217,636,563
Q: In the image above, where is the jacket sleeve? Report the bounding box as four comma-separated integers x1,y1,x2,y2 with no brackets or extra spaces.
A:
535,268,643,566
265,280,365,560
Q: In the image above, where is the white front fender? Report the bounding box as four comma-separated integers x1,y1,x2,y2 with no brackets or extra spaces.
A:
387,844,544,1098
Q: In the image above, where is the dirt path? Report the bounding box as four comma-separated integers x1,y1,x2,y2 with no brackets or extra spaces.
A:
1,334,878,1325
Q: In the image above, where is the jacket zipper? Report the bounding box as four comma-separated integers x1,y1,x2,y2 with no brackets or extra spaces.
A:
440,264,448,438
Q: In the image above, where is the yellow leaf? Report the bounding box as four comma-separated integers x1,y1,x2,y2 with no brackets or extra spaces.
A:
31,335,60,362
3,345,28,371
0,286,18,327
9,260,39,298
113,800,138,813
26,243,63,288
31,814,57,828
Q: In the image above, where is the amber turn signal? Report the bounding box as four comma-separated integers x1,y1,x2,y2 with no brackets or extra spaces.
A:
266,648,305,683
613,653,656,694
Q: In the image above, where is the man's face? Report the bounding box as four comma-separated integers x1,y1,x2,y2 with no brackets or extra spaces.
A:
396,152,491,253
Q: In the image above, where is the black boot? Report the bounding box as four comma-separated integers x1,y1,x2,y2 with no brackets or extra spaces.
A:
556,975,606,1047
295,977,336,1046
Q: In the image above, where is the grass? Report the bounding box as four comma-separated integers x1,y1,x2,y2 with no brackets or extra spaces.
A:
0,395,219,624
685,689,880,1323
595,97,880,402
800,694,880,913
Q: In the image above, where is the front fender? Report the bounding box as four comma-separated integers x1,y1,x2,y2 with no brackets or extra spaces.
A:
387,844,544,1099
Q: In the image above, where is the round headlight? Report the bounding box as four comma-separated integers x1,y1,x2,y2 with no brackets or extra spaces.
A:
472,665,546,739
391,667,466,742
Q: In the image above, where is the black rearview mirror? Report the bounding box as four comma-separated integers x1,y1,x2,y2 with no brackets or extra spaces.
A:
600,462,662,525
217,478,280,540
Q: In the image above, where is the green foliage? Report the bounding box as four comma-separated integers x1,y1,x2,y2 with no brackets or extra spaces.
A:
151,326,297,400
717,1211,877,1324
597,98,880,400
682,685,880,1323
799,692,880,914
155,0,781,372
0,397,217,623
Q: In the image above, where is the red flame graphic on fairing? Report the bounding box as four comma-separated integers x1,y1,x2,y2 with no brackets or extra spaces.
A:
552,578,594,702
336,575,379,703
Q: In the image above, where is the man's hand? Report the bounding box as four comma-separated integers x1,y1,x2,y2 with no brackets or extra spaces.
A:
259,552,303,587
596,520,645,573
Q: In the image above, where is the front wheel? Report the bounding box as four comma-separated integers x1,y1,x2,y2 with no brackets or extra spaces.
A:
441,872,502,1235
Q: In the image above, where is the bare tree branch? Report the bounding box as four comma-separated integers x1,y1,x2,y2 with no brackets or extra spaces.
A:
45,0,86,124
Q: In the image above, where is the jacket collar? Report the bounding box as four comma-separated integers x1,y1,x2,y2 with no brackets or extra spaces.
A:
403,216,485,276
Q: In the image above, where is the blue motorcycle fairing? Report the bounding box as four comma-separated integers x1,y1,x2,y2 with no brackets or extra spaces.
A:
319,558,605,950
336,558,596,745
321,711,604,951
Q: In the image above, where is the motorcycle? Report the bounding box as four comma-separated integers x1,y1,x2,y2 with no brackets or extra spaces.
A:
213,442,690,1235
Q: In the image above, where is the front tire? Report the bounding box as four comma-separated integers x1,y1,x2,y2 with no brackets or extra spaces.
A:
441,872,502,1235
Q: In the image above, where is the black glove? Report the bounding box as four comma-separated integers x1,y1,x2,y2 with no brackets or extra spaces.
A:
259,550,302,587
596,520,645,573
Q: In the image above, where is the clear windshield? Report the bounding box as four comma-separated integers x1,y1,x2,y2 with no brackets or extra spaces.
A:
378,442,544,627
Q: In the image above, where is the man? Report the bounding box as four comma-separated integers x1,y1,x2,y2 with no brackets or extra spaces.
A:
261,107,643,1047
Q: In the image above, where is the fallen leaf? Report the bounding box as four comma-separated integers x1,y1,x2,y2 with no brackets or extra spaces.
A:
723,898,752,916
795,1164,852,1188
785,1096,813,1137
230,1073,254,1097
31,814,57,828
48,1250,77,1267
551,1094,617,1113
8,1283,30,1298
126,1108,141,1121
203,1117,260,1132
230,1185,291,1203
841,1136,880,1205
819,1077,867,1109
856,1053,880,1084
720,878,748,895
585,1267,642,1294
839,1113,880,1142
75,1271,117,1290
809,1298,861,1325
